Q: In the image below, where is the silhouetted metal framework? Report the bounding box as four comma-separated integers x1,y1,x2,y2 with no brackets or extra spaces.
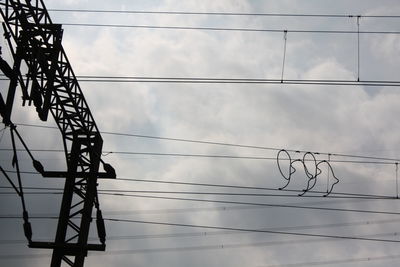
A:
0,0,115,266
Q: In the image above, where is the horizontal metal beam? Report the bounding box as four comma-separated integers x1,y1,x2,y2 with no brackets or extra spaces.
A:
42,171,116,179
29,241,105,253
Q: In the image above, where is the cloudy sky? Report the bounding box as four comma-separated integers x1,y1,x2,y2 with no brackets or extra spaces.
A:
1,0,400,266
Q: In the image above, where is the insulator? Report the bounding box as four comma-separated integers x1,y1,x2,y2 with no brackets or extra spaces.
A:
23,211,32,242
96,210,106,244
38,109,48,121
103,162,116,178
33,159,44,174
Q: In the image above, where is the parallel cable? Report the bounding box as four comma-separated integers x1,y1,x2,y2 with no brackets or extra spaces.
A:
259,254,400,267
113,177,393,199
1,147,399,165
1,171,396,199
0,188,393,200
47,9,400,18
3,75,400,86
0,185,399,215
2,236,400,260
14,123,400,162
57,78,400,87
105,218,400,243
60,23,400,35
1,218,399,244
100,193,400,215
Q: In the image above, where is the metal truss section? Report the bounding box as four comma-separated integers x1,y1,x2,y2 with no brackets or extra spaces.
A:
0,0,115,266
0,0,99,137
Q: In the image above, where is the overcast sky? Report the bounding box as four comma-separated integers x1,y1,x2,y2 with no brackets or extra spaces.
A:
1,0,400,266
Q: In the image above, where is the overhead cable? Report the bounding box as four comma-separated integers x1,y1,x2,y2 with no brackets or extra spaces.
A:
0,188,393,200
60,23,400,35
0,185,398,215
1,219,399,244
2,75,400,86
2,149,398,165
1,217,398,239
2,237,400,260
1,171,395,200
15,122,400,162
47,9,400,18
99,193,400,215
259,254,400,267
104,218,400,243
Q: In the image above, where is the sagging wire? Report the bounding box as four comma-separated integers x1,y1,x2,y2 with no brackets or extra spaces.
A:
277,149,339,196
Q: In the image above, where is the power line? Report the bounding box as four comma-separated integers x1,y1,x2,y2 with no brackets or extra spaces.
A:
2,235,400,260
60,22,400,35
55,79,400,87
2,216,398,244
104,217,400,243
1,219,399,245
0,188,392,200
52,76,400,87
1,231,398,249
2,148,398,165
105,152,400,165
1,234,398,259
2,75,400,86
2,147,400,165
47,9,400,19
1,172,395,200
7,215,380,246
99,193,400,216
15,123,400,162
112,178,394,199
1,185,398,215
258,254,400,267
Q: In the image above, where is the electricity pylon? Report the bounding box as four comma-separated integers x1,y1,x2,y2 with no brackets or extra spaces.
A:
0,0,116,266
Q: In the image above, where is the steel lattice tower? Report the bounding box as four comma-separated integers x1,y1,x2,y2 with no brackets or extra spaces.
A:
0,0,116,266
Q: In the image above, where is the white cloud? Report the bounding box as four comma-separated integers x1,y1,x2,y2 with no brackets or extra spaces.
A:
2,1,400,267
